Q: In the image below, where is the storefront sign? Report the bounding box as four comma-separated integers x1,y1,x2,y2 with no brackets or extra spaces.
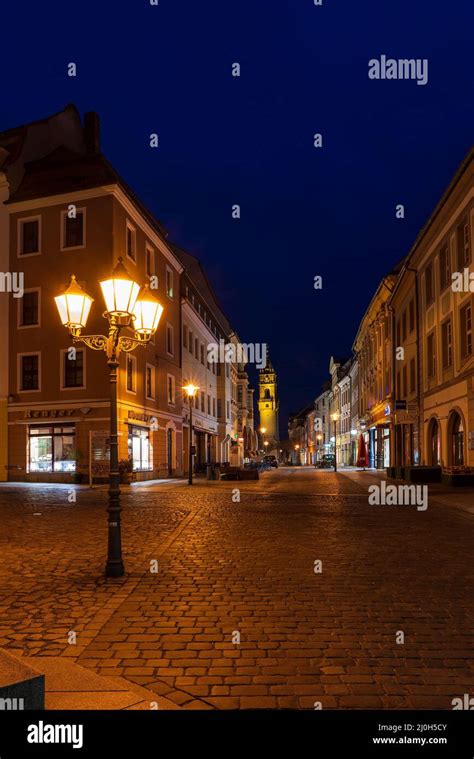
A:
127,411,157,424
24,409,78,419
395,411,418,425
384,404,391,416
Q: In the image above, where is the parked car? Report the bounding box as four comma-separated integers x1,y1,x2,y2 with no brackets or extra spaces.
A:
263,455,279,468
317,454,335,469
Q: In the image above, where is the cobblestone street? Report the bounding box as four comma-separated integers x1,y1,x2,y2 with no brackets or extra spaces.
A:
0,468,473,709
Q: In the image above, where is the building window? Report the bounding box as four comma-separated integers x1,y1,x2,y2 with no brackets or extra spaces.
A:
460,302,472,360
441,319,452,369
166,323,174,356
126,222,136,262
28,424,76,473
201,393,205,412
194,337,199,359
227,400,230,419
166,267,174,298
145,244,154,277
207,394,211,414
402,311,407,342
200,343,205,365
62,209,85,249
457,218,471,269
19,353,40,391
425,263,434,305
126,354,136,393
409,358,416,393
217,399,222,419
128,425,152,471
18,217,41,256
145,364,155,399
19,290,40,327
167,374,175,404
212,398,216,417
439,243,451,291
427,331,436,378
409,299,415,333
62,349,85,388
183,324,188,348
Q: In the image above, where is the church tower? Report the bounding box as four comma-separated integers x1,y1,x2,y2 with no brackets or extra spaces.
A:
258,354,279,447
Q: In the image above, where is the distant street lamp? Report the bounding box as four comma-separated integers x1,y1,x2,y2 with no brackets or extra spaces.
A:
183,383,198,485
331,412,339,472
259,427,266,457
55,258,164,577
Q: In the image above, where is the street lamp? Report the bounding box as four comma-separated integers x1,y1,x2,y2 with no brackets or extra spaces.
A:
259,427,266,457
331,412,339,472
55,258,163,578
183,383,198,485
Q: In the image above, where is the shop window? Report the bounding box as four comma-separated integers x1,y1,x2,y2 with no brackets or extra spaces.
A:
19,290,40,327
128,425,152,471
19,353,40,391
62,209,85,249
18,217,40,256
28,425,76,473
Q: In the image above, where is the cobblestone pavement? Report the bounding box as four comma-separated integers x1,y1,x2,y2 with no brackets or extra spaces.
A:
0,468,473,709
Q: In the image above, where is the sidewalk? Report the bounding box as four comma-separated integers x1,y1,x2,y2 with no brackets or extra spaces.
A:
339,467,474,517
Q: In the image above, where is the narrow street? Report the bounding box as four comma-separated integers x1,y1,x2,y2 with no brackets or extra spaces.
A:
0,467,472,709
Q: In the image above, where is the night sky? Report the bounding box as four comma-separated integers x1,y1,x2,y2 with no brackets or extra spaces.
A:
2,0,474,436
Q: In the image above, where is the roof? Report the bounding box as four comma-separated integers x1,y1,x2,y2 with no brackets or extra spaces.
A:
170,243,233,336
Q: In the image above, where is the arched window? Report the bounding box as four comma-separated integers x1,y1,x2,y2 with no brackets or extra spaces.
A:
448,411,464,466
427,418,440,466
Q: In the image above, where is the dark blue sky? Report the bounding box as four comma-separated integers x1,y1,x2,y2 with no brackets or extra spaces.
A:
2,0,473,434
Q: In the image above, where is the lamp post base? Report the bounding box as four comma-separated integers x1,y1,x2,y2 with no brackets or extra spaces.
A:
105,560,125,578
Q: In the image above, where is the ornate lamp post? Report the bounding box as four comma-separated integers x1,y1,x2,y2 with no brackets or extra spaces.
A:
331,412,339,472
183,384,198,485
54,258,164,577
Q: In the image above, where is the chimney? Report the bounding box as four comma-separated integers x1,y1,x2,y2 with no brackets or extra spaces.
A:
84,112,100,155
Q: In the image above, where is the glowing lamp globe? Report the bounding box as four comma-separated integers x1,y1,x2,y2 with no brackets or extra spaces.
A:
55,275,93,330
133,284,164,337
100,258,140,318
183,383,199,398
